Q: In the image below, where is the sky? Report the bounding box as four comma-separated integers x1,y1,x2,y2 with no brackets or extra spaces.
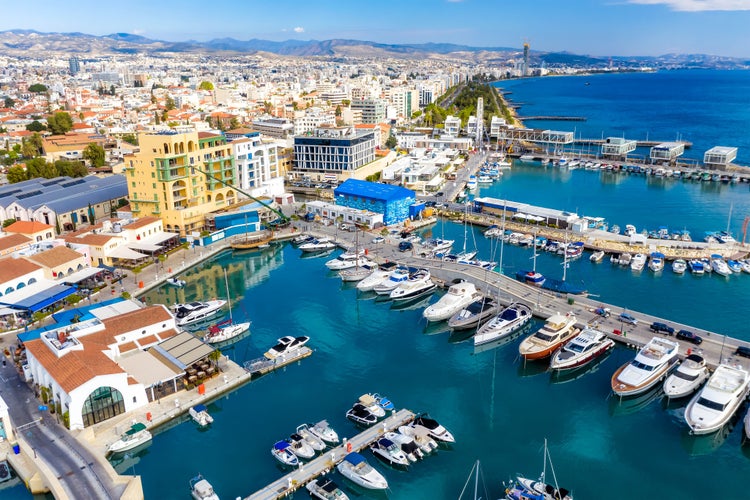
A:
3,0,750,58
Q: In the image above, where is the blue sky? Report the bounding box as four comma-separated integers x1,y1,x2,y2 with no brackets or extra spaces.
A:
3,0,750,57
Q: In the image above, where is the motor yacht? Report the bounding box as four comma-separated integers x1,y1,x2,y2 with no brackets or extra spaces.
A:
190,474,219,500
306,476,350,500
384,431,423,462
390,269,436,302
263,335,310,360
685,364,750,435
188,404,213,427
711,255,732,276
173,300,227,328
336,452,388,490
295,423,327,451
448,296,498,331
549,328,615,371
589,250,605,263
688,259,705,274
423,238,454,255
611,337,680,397
423,281,481,322
630,253,647,271
474,303,532,347
518,312,579,360
339,263,377,282
370,437,410,467
346,403,378,426
672,259,687,274
307,420,339,444
648,252,665,272
325,251,368,271
357,394,386,418
298,237,336,253
271,440,299,466
412,415,455,443
288,433,316,459
373,267,411,295
202,318,251,345
356,262,398,291
107,423,152,455
398,425,438,454
166,277,186,287
663,354,710,399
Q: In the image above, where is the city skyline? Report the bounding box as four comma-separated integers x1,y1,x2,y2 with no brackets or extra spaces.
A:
2,0,750,58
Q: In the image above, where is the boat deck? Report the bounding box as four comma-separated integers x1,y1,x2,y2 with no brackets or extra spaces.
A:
244,409,415,500
243,347,313,377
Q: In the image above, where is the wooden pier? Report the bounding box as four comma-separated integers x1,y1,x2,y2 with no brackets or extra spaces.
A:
243,347,313,377
245,409,416,500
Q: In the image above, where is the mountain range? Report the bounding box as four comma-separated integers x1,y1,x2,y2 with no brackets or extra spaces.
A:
0,29,746,69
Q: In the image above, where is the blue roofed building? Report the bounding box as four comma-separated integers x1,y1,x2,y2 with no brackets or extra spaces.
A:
333,179,416,226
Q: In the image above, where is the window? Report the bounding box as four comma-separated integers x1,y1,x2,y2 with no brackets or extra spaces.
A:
81,386,125,427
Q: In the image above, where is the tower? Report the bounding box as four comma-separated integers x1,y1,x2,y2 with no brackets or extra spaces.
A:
523,43,530,77
476,97,484,149
69,56,80,76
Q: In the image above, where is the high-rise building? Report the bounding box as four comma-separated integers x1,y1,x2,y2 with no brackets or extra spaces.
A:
350,98,386,124
124,130,237,236
293,127,376,180
523,43,530,77
68,56,80,75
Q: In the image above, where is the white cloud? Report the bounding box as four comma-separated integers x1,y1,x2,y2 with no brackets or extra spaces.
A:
293,26,305,33
132,28,145,35
628,0,750,11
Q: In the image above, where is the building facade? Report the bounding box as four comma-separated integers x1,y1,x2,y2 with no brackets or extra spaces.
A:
333,179,415,226
293,127,376,179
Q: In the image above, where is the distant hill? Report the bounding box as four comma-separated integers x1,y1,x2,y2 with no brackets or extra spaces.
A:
0,29,745,69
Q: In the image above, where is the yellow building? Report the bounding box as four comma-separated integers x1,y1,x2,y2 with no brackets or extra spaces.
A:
124,131,238,236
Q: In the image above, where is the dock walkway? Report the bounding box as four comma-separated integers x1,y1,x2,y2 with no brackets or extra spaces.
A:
243,347,313,377
245,409,415,500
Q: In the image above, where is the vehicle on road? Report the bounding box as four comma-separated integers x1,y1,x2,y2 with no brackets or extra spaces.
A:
619,312,638,325
650,322,675,335
676,329,703,344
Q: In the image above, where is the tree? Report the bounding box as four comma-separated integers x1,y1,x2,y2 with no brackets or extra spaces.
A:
82,143,105,167
26,120,46,132
342,99,351,106
198,81,214,91
21,137,38,158
26,157,56,178
6,166,27,183
55,159,87,177
385,135,398,149
121,133,138,145
28,83,48,93
229,117,240,129
46,112,73,135
3,97,14,108
165,96,176,111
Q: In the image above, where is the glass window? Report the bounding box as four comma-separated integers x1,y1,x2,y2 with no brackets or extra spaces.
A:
81,386,125,427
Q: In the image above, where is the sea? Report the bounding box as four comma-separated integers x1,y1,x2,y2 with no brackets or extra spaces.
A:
6,69,750,500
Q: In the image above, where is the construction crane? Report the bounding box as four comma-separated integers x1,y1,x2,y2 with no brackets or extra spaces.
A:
190,164,290,228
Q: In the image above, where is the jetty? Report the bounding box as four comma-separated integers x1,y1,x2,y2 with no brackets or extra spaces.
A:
243,347,313,378
245,409,416,500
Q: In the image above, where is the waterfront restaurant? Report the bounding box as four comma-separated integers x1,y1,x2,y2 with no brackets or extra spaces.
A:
472,197,580,230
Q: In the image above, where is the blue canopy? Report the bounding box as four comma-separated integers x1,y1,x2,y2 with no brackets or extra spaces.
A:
193,404,207,413
650,252,665,258
0,284,76,312
274,441,290,450
344,452,365,465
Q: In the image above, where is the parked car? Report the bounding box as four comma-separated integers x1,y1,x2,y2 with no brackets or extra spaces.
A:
675,329,703,345
372,236,385,244
735,346,750,358
650,322,675,335
594,307,611,318
619,312,638,325
398,241,413,252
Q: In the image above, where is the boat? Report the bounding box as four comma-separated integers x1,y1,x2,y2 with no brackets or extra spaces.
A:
356,262,398,291
610,224,621,235
190,474,219,500
173,300,227,328
740,260,750,274
611,337,680,397
203,269,251,344
448,296,499,331
648,252,665,272
671,258,687,274
477,174,493,184
288,433,316,459
230,230,273,250
263,335,310,359
166,277,186,287
107,422,152,455
412,415,455,443
663,354,710,399
189,404,214,427
307,420,339,444
373,267,411,295
466,175,478,190
390,269,436,302
518,312,579,360
624,224,637,236
299,237,336,253
346,403,378,426
370,437,410,467
630,253,647,271
357,393,386,418
339,263,377,282
306,476,350,500
549,328,615,371
519,154,536,162
291,233,314,245
474,303,532,347
517,270,545,287
564,242,584,259
0,460,10,484
398,424,438,454
384,431,423,462
505,439,573,500
688,259,705,275
325,250,368,270
685,364,750,435
618,253,632,266
271,440,299,466
336,452,388,490
423,281,481,322
589,250,605,263
727,259,743,273
710,255,732,276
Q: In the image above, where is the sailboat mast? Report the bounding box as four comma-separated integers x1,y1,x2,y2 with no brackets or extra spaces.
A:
727,202,734,234
499,200,506,275
224,268,233,324
473,460,479,500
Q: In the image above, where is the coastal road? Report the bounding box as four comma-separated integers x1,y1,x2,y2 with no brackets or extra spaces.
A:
0,359,123,499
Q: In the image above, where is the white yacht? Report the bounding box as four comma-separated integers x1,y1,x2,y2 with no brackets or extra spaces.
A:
412,415,455,443
423,238,454,255
648,252,665,272
422,281,481,322
384,431,423,462
448,296,499,331
549,328,615,371
336,452,388,490
339,263,377,282
173,300,227,328
390,269,436,302
611,337,680,396
263,335,310,360
190,474,219,500
710,255,732,276
624,224,637,236
188,404,214,427
299,237,336,253
370,437,410,467
357,393,386,418
307,420,339,445
398,425,438,454
663,354,710,399
671,259,687,274
288,433,316,459
306,476,350,500
325,250,367,270
685,364,750,435
630,253,647,271
518,312,579,360
474,302,532,347
356,263,398,291
271,440,299,466
295,424,326,451
107,423,152,455
373,267,411,295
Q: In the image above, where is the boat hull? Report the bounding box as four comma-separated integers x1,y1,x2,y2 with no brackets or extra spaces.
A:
550,339,615,371
611,360,674,397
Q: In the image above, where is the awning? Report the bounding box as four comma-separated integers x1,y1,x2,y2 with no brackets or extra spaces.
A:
108,246,149,260
0,283,77,312
117,350,183,386
60,267,102,284
151,331,214,370
127,242,162,252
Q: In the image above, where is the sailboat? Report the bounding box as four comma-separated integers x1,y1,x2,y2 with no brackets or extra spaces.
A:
454,202,478,263
202,268,251,344
230,213,273,250
458,460,489,500
339,226,377,282
505,439,573,500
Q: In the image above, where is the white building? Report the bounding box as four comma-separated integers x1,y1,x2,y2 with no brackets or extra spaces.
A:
293,108,336,136
490,116,506,138
229,132,287,198
444,116,461,137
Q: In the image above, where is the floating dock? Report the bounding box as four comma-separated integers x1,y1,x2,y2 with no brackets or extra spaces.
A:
245,409,416,500
243,347,313,377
